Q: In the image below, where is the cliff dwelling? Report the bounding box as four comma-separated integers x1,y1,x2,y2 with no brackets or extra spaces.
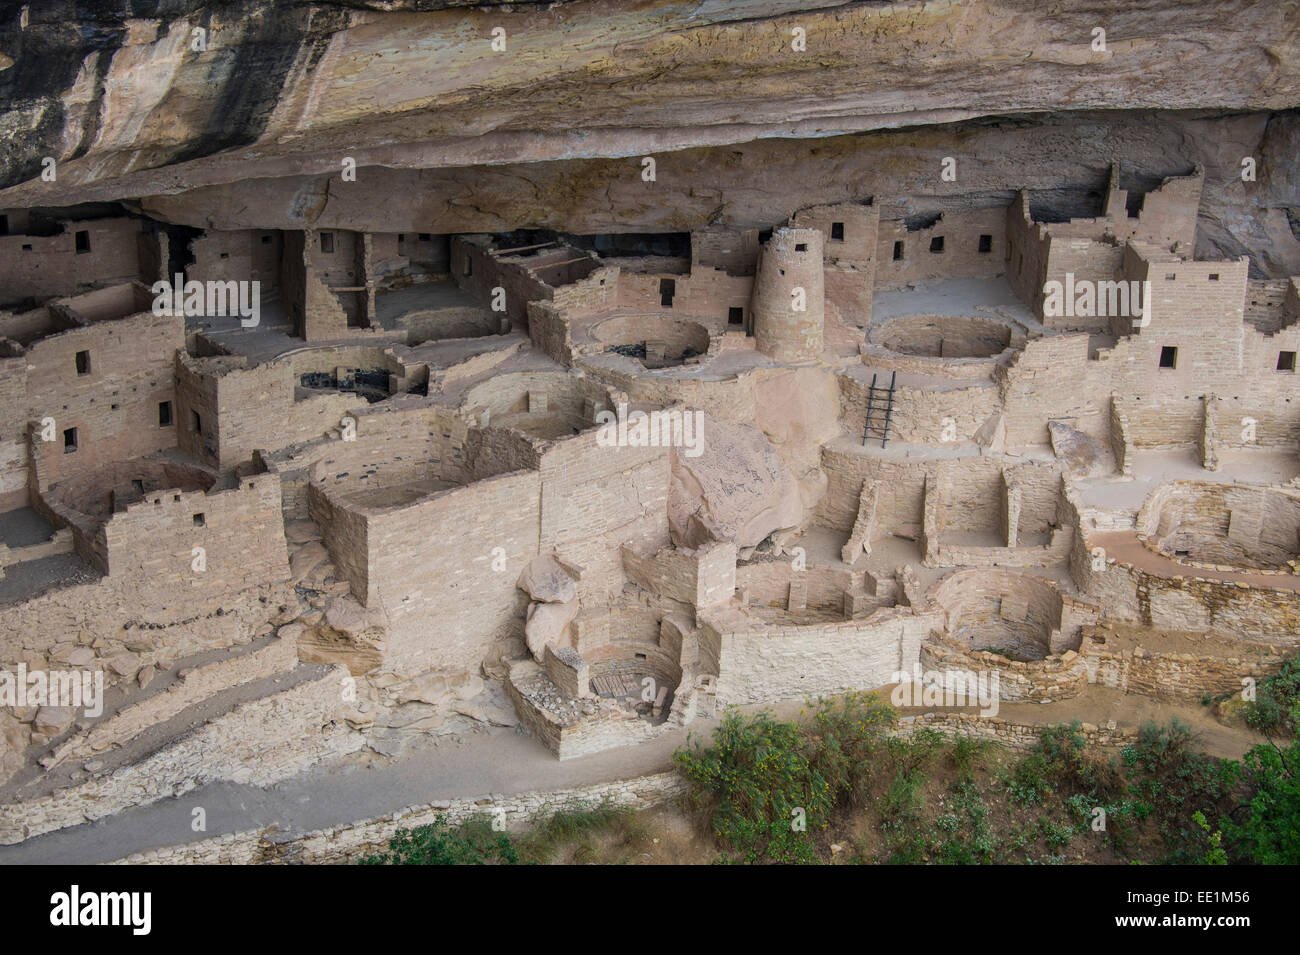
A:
0,0,1298,878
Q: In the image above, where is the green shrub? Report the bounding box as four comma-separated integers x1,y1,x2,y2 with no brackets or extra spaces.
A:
1221,738,1300,865
673,709,831,863
1244,654,1300,737
1121,720,1240,863
359,816,520,865
672,693,896,863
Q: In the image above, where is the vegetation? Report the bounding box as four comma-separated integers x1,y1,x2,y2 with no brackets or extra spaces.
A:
1243,653,1300,738
671,692,895,863
672,700,1300,865
359,800,648,865
360,683,1300,865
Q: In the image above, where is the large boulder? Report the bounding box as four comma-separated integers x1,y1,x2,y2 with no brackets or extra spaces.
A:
524,600,579,661
668,413,803,550
517,554,579,604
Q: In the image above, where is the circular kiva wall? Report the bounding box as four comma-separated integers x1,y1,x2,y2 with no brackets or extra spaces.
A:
593,314,712,368
1137,481,1300,573
46,459,216,523
870,314,1014,359
583,642,681,724
931,569,1065,662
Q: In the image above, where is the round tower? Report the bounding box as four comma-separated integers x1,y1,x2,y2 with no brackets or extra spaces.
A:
750,227,825,362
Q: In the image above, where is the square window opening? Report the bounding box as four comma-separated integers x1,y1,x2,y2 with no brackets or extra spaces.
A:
1208,273,1220,281
319,232,335,254
1159,346,1178,369
74,350,90,375
192,513,206,527
830,222,844,241
1279,351,1297,372
728,306,744,325
74,230,90,254
978,234,993,253
929,236,945,253
795,242,808,252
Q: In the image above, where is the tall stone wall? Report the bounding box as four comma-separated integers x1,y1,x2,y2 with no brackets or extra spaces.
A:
709,607,937,706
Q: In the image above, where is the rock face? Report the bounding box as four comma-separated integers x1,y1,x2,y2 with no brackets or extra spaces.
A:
0,2,1296,272
668,413,803,551
517,554,580,661
517,554,579,605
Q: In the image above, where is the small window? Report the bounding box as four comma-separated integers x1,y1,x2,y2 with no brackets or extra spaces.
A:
659,278,676,308
418,233,432,241
74,230,90,254
132,479,144,493
1165,273,1177,281
192,410,203,434
929,236,945,254
192,513,206,527
978,234,993,253
21,243,32,251
1208,273,1220,281
397,233,406,242
0,214,7,234
728,306,744,325
830,222,844,241
1278,351,1296,372
159,400,173,426
63,427,77,452
319,232,335,254
261,234,272,244
795,242,807,252
635,652,648,661
75,350,90,375
1159,346,1178,369
893,241,904,261
219,252,229,260
464,256,472,277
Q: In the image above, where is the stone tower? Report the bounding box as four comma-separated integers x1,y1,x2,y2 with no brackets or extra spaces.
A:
751,227,825,362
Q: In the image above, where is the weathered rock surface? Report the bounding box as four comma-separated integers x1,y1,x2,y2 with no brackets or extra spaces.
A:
524,599,578,662
669,413,803,550
517,554,579,605
0,3,1296,272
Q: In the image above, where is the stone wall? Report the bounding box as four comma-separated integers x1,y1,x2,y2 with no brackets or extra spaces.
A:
707,605,937,706
0,219,146,306
875,207,1007,290
9,309,182,493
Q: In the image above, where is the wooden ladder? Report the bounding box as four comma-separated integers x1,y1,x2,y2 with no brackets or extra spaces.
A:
863,371,897,448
